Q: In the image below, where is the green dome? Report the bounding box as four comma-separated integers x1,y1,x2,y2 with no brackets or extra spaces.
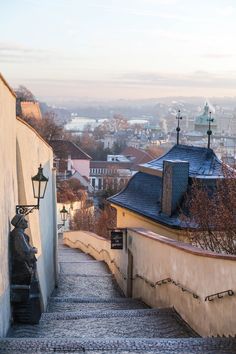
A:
195,103,217,126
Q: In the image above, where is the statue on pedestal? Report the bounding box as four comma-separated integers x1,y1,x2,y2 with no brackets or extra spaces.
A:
10,214,42,324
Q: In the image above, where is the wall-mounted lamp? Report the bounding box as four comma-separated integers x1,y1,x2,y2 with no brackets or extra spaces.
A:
16,164,49,215
60,205,68,226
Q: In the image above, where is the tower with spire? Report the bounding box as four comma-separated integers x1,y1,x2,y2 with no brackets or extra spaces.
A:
194,102,217,134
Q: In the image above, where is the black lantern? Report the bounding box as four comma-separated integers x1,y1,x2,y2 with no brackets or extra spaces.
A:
60,205,68,225
16,164,49,215
32,164,49,203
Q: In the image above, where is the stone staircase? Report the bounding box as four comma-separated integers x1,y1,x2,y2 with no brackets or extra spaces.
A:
1,238,236,353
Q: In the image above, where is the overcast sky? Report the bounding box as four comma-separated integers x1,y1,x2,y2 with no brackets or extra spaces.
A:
1,0,236,102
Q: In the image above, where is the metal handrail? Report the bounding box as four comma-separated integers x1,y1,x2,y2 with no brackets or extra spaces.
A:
205,290,234,302
134,275,200,299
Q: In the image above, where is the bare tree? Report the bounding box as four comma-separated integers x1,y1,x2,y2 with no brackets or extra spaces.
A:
15,85,35,102
183,165,236,255
94,202,117,238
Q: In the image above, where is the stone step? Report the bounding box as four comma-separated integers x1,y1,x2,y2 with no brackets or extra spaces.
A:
52,275,124,298
9,308,196,339
47,297,149,312
2,337,236,353
41,308,186,321
59,260,111,276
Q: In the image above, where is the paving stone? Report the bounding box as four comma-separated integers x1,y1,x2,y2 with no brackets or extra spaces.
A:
58,253,94,262
52,274,124,298
9,312,196,338
1,338,236,353
47,298,148,312
59,260,110,276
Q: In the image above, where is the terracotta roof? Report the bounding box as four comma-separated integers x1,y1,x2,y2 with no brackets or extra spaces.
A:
121,146,154,169
50,140,91,160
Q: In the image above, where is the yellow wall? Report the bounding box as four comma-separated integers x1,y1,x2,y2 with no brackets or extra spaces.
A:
113,204,183,240
64,229,236,337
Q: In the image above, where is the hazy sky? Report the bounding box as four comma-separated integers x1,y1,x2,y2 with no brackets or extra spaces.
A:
1,0,236,102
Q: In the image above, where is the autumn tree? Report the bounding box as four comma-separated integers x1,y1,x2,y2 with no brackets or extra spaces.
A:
15,85,35,102
71,199,117,239
183,166,236,255
22,111,67,143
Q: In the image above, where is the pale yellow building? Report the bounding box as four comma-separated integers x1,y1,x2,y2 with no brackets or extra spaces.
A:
109,144,223,240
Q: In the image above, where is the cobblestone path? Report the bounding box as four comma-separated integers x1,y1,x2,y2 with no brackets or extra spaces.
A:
1,237,236,353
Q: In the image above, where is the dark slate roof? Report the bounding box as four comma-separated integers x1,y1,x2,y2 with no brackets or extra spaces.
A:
90,161,132,169
108,172,182,229
50,140,91,160
109,144,226,229
140,144,223,177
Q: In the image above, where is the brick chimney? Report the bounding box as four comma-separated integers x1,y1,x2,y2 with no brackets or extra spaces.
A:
161,160,189,216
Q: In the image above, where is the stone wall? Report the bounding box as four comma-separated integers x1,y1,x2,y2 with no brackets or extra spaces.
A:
64,229,236,337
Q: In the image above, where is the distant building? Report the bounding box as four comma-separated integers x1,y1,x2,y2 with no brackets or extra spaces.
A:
90,161,133,191
20,101,42,120
109,144,224,239
49,140,93,191
90,147,154,191
194,103,217,134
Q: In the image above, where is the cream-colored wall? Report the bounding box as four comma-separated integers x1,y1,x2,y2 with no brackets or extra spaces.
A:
114,205,183,240
64,229,236,337
0,76,17,337
0,74,57,337
16,118,57,309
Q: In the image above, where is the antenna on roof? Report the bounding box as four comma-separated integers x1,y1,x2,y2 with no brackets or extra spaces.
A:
207,111,214,149
176,110,182,145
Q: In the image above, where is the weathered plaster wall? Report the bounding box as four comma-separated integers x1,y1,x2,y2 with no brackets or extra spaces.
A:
0,76,17,337
0,74,57,337
64,229,236,337
16,118,57,309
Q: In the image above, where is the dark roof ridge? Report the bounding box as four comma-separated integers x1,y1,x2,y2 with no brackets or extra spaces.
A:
139,144,223,177
50,139,91,160
69,140,92,160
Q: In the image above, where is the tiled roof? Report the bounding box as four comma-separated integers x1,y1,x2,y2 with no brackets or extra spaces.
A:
91,161,132,169
50,140,91,160
139,144,223,177
121,146,155,167
109,144,225,229
108,172,182,228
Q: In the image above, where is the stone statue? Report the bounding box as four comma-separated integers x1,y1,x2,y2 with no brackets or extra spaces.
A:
10,214,38,284
10,214,42,324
